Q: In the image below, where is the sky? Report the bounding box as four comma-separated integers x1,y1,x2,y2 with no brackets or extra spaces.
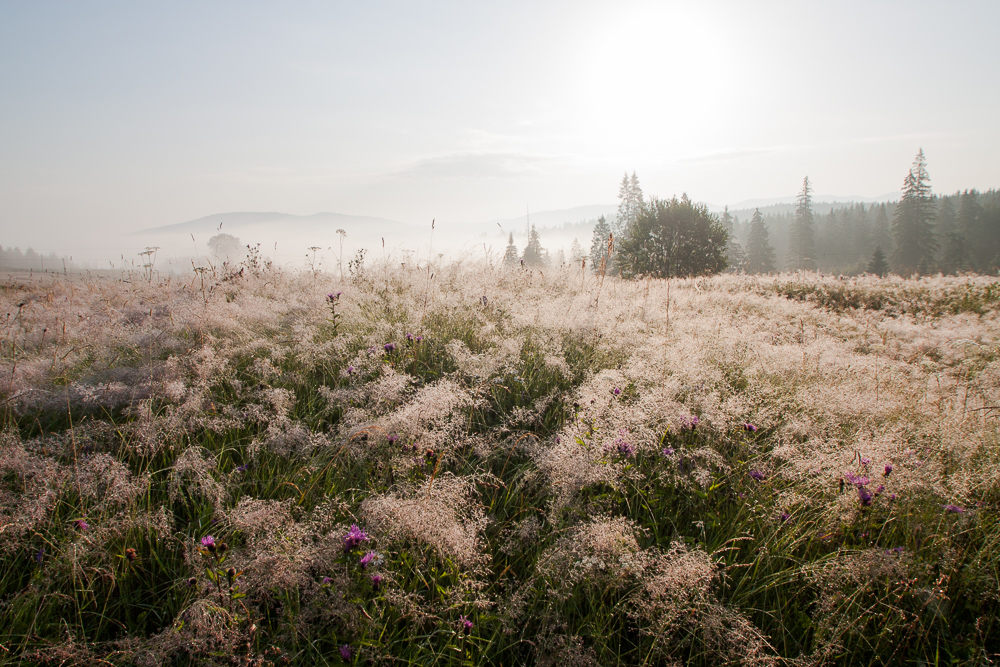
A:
1,0,998,257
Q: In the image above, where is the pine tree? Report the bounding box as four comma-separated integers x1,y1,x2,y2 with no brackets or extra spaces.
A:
891,148,936,275
569,238,584,264
521,224,547,267
788,177,817,270
615,171,643,236
745,208,776,274
852,203,873,271
937,197,966,274
867,245,889,277
503,232,519,266
590,215,612,273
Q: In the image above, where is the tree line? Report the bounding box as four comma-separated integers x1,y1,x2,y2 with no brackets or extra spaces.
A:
582,153,1000,279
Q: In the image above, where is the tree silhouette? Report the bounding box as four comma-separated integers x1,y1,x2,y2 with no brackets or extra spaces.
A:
788,177,816,270
745,209,776,274
892,149,936,274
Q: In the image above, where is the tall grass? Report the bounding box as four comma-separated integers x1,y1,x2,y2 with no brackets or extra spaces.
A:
1,261,999,665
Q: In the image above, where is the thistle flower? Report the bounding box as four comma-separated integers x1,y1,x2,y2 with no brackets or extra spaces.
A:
370,574,383,590
884,463,893,476
200,535,216,549
682,416,699,431
749,470,765,481
387,434,398,446
347,365,355,375
612,387,621,396
459,615,473,635
339,644,352,661
383,342,396,353
359,551,377,568
662,447,674,456
943,504,965,514
235,463,250,473
779,512,791,522
858,486,873,507
34,548,44,565
73,519,89,531
322,576,333,585
743,422,758,432
343,524,369,551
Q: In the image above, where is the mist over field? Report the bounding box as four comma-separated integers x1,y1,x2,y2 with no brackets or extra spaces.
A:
3,2,1000,666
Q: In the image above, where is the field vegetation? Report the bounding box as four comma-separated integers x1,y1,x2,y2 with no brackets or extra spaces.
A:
2,257,1000,665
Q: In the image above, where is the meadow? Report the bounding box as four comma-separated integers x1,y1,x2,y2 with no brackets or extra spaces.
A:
2,257,999,665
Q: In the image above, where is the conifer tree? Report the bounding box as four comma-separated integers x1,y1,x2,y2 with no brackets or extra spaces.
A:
615,171,644,236
745,208,776,274
867,245,889,277
503,232,519,266
590,215,612,273
720,207,747,272
788,177,817,271
892,148,936,274
521,224,548,267
569,238,584,264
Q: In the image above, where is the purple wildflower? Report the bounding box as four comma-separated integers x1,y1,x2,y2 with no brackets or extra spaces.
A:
322,576,333,585
743,422,758,433
384,343,396,353
347,365,355,375
860,457,871,468
858,486,873,507
749,470,765,481
481,295,488,307
943,504,965,514
779,512,791,522
662,447,674,456
682,416,699,431
889,493,897,500
610,430,634,457
343,524,369,551
613,387,621,396
339,644,352,661
387,434,398,446
884,463,893,476
35,547,44,565
371,574,383,590
844,472,870,487
235,463,250,473
74,519,89,531
459,615,473,635
359,551,377,568
200,535,215,548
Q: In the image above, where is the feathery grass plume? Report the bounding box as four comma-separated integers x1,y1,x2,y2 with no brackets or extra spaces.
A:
361,472,490,569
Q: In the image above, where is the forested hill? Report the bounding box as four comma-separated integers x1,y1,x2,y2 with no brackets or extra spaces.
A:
727,189,1000,275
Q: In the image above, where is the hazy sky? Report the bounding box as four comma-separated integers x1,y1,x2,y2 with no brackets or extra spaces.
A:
2,0,998,253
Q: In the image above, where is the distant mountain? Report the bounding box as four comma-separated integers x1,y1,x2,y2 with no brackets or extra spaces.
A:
483,204,617,234
137,211,411,235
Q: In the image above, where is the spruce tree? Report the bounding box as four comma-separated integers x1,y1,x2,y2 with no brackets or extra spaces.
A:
590,215,612,273
788,177,817,271
614,171,643,236
503,232,519,266
867,245,889,277
745,208,776,274
891,148,936,275
521,224,547,267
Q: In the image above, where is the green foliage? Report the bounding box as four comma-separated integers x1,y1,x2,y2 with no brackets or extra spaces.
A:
616,195,728,279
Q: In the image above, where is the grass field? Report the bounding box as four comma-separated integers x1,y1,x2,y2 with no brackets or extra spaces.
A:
2,259,999,665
